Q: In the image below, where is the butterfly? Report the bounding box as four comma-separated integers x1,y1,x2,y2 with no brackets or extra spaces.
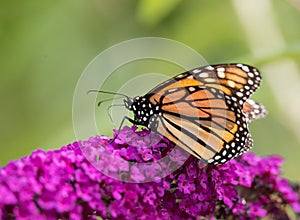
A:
110,63,266,165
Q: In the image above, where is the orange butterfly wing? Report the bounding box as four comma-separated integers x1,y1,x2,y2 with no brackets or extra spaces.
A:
145,64,264,164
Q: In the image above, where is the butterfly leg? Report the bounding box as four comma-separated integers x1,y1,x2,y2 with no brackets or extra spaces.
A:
109,116,136,144
149,120,159,147
106,104,125,125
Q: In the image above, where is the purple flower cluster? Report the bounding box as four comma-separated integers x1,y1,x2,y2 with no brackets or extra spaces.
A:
0,126,299,219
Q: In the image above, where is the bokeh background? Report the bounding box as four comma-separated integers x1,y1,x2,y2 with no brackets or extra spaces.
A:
1,0,300,181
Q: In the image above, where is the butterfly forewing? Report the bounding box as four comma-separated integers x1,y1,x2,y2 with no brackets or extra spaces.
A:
243,99,267,122
147,64,261,107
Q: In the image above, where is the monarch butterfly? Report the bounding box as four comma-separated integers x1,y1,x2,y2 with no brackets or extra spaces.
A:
103,64,266,165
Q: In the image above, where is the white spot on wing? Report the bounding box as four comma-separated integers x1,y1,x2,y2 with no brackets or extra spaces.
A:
241,65,250,72
217,71,225,78
192,69,201,73
217,67,225,72
215,155,221,160
236,92,243,97
228,80,235,88
208,159,214,163
199,72,209,78
189,87,196,92
221,159,227,163
204,78,216,83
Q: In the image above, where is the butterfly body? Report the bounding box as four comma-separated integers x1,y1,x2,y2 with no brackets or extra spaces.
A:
124,96,161,130
122,64,266,165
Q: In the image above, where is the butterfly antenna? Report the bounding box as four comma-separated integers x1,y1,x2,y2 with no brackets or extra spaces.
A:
87,90,130,99
97,97,124,107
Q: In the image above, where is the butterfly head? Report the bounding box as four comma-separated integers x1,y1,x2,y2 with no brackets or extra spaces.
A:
124,96,159,127
123,96,135,110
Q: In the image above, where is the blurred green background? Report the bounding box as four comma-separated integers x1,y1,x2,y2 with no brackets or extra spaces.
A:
1,0,300,181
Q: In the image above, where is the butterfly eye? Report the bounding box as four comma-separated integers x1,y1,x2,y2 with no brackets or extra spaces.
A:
124,98,134,109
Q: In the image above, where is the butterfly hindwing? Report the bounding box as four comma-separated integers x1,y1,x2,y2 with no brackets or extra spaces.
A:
154,86,249,164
